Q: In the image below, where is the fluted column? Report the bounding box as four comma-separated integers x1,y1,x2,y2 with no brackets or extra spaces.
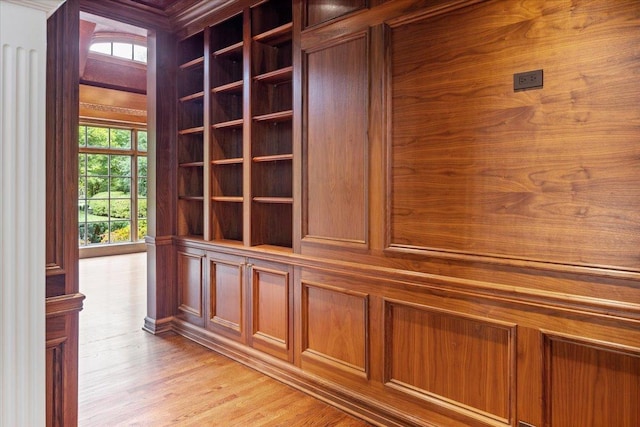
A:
0,1,63,425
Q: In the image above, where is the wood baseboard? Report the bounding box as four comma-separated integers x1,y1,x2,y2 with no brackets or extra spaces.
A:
171,318,428,427
142,316,174,335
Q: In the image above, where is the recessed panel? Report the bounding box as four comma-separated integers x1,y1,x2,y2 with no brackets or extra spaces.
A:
210,259,243,332
389,0,640,269
305,34,368,244
303,283,368,372
177,251,202,317
386,302,513,421
305,0,366,28
253,268,288,345
545,336,640,427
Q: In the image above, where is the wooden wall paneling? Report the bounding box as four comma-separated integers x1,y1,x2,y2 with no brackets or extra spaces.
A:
368,23,387,251
543,334,640,427
388,0,640,271
207,251,246,341
516,326,544,427
292,0,303,253
384,300,515,425
303,31,369,247
46,1,84,425
45,294,85,427
249,259,293,361
176,248,205,326
301,279,369,380
79,0,172,32
299,0,482,50
144,28,178,334
46,0,80,298
304,0,368,29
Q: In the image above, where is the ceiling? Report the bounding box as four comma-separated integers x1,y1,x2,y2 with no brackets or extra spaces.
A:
103,0,201,16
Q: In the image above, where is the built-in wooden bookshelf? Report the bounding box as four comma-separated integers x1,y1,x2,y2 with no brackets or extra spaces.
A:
210,13,244,243
250,0,293,247
177,31,206,238
175,1,293,248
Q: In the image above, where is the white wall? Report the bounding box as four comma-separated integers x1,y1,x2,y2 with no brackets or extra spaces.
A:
0,1,63,425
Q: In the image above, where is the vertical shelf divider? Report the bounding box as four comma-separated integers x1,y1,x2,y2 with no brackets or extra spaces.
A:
243,7,253,247
203,26,211,241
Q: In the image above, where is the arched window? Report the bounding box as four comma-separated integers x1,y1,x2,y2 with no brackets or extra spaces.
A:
89,33,147,63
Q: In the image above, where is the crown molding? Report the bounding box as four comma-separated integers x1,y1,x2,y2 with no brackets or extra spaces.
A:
1,0,66,17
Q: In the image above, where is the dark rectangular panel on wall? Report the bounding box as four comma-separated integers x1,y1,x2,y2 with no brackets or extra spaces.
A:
544,335,640,427
389,0,640,270
385,301,514,423
305,33,368,245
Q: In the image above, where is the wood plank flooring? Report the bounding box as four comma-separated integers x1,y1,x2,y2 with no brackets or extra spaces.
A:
78,252,369,426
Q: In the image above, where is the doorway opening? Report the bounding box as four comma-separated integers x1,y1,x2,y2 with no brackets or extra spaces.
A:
78,11,149,259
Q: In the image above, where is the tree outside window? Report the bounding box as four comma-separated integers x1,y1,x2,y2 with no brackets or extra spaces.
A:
78,125,147,246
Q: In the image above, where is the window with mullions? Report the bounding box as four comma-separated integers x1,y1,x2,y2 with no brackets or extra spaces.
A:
78,125,147,246
90,41,147,63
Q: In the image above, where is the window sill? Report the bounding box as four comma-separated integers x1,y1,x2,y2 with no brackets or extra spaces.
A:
79,241,146,259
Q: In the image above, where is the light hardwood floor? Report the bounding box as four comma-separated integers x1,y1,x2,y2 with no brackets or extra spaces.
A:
78,252,369,426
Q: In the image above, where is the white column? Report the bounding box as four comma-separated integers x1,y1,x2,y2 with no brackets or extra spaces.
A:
0,1,63,425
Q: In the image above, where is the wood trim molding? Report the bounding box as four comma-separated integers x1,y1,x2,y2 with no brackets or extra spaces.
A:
143,316,175,334
176,239,640,323
79,0,171,31
171,318,418,427
146,235,175,246
2,0,65,17
46,293,85,318
300,0,484,49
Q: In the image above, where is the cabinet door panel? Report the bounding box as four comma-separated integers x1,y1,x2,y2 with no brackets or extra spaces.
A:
250,260,293,361
177,249,204,326
208,252,245,340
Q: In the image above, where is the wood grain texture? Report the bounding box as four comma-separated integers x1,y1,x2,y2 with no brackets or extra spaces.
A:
544,335,640,427
302,282,368,373
305,0,367,28
46,1,82,425
305,33,369,244
250,260,293,361
390,0,640,271
385,301,514,422
79,253,367,426
177,250,204,321
208,252,245,338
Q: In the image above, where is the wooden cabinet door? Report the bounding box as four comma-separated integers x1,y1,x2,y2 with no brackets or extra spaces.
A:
176,248,205,327
206,251,246,341
248,259,293,362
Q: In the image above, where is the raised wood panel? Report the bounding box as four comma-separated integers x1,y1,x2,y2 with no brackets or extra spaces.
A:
46,0,80,294
304,33,368,245
302,282,368,375
251,261,291,360
389,0,640,271
45,1,82,425
177,250,203,321
46,341,64,427
305,0,367,28
385,301,514,423
544,335,640,427
208,253,244,337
